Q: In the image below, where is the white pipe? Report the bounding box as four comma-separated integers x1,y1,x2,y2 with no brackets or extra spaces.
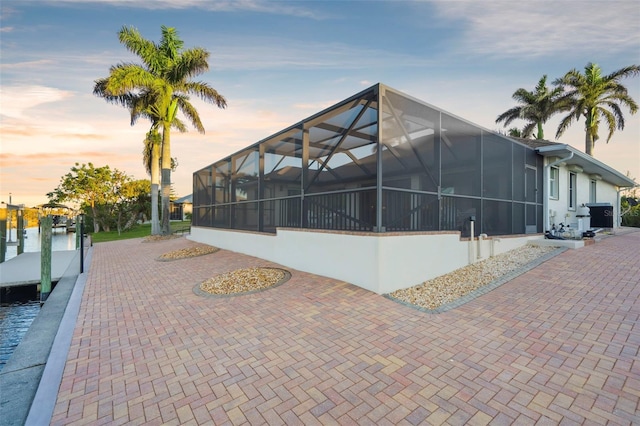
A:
615,188,620,228
469,220,475,264
543,152,574,232
478,233,487,259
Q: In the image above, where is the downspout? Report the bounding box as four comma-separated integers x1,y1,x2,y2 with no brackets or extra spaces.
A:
543,152,574,232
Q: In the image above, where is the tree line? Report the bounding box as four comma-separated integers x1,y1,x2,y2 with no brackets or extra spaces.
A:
496,63,639,156
47,163,151,234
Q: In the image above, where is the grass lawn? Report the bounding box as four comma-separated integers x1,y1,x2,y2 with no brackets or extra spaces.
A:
90,221,191,243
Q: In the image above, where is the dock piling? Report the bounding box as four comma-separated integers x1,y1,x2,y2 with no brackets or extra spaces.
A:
0,219,5,263
17,210,24,255
40,215,52,303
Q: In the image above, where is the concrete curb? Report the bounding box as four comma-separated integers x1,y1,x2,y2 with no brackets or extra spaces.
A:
0,248,91,426
25,248,92,425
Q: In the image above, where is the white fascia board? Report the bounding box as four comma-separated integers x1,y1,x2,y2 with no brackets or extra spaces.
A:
536,145,635,188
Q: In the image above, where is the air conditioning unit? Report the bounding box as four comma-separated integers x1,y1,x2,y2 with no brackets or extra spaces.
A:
566,164,583,173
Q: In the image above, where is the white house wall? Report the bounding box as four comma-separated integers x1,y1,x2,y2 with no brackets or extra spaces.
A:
546,163,620,231
189,227,543,294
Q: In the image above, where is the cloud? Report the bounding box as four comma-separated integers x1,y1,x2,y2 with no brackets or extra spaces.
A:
210,39,437,71
431,1,640,58
40,0,328,19
0,151,143,205
0,151,124,167
0,122,109,141
0,85,73,118
0,59,56,70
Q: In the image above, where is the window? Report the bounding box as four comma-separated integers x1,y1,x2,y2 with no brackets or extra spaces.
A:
549,166,559,199
568,172,577,210
590,179,597,203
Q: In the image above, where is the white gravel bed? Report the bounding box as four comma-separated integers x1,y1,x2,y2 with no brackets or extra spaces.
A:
199,267,287,295
390,244,559,311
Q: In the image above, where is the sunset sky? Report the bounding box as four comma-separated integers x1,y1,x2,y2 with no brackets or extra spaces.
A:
1,0,639,208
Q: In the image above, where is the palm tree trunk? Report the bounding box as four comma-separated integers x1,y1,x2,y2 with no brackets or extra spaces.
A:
151,139,161,235
585,111,595,156
536,122,544,139
160,122,172,235
585,131,595,156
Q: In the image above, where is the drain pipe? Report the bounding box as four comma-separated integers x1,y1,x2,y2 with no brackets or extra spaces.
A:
491,238,501,257
469,216,476,264
543,151,574,232
478,233,487,260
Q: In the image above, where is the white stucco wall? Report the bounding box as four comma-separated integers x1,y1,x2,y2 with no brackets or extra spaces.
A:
546,163,620,231
189,227,543,294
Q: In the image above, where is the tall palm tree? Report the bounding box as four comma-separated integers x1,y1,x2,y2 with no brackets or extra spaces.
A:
554,62,640,156
93,84,167,235
137,93,188,235
98,25,227,234
496,75,567,139
143,128,162,234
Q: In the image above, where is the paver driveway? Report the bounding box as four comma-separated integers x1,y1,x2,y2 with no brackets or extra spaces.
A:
51,231,640,425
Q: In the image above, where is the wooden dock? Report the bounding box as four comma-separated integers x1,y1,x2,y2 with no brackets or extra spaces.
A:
0,251,79,288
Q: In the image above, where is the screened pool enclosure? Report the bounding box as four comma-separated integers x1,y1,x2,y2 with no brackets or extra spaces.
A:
193,84,543,237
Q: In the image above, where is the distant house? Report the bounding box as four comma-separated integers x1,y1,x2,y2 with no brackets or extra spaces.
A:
170,194,192,221
190,83,635,294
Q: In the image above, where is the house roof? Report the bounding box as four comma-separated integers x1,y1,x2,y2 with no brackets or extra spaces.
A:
173,194,193,204
506,137,635,188
531,142,636,188
507,137,560,150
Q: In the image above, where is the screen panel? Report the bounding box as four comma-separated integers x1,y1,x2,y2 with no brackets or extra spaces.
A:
483,134,512,200
440,196,481,237
440,114,482,197
483,200,512,235
381,90,440,192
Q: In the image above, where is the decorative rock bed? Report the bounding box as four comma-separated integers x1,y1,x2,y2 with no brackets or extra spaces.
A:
143,235,181,242
195,267,291,297
389,244,560,311
157,245,219,261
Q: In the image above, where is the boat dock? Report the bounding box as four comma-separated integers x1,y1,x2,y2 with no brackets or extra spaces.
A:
0,251,79,288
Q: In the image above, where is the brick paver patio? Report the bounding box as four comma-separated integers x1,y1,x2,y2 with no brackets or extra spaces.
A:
51,231,640,425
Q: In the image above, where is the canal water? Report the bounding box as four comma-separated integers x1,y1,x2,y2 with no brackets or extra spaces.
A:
0,227,78,371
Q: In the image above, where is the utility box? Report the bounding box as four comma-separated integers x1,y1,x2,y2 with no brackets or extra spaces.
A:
586,203,613,228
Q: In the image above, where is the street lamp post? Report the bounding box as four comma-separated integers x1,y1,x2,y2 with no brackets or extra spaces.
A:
79,214,85,273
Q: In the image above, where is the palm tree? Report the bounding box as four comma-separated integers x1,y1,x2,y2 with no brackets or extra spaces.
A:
143,128,162,234
137,92,189,235
496,75,567,139
97,25,227,234
93,84,166,234
508,127,524,138
554,62,640,156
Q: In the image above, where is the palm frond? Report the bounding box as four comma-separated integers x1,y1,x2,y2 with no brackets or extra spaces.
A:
118,26,160,72
177,97,205,133
183,81,228,108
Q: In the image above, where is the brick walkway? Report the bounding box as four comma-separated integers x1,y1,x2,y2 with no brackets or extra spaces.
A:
51,231,640,425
